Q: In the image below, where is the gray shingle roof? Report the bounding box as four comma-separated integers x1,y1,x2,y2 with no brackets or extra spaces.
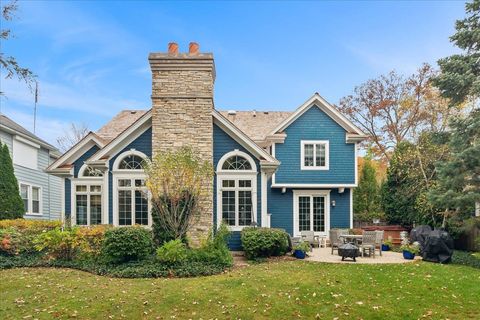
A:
96,110,149,143
219,111,292,141
0,113,58,151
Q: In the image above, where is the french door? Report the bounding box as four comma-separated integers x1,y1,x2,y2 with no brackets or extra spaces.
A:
294,191,329,236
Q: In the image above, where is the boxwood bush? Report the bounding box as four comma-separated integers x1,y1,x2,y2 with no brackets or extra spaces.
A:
102,227,154,264
241,227,289,260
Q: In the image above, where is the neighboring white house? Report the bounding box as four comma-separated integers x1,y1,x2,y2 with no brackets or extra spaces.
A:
0,114,62,220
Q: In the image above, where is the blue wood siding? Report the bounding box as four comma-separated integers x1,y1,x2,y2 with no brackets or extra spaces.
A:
73,145,100,178
268,179,351,235
108,128,152,224
213,123,261,250
274,105,355,184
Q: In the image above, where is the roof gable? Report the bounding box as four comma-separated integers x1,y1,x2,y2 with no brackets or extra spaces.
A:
269,93,367,138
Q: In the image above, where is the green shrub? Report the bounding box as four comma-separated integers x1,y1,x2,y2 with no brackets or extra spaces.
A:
156,239,188,264
102,227,154,264
293,241,311,253
241,227,289,260
34,228,81,260
451,250,480,269
188,223,233,267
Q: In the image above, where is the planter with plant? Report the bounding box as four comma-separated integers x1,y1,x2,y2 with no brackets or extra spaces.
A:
293,241,310,259
382,239,393,251
400,242,419,260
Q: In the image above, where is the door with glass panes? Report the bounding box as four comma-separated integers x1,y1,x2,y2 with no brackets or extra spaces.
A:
295,192,329,236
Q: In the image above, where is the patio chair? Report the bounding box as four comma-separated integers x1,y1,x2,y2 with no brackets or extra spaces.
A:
329,229,347,255
301,231,319,250
375,230,384,256
360,231,377,258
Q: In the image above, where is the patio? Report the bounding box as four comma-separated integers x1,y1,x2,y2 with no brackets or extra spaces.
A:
306,247,421,264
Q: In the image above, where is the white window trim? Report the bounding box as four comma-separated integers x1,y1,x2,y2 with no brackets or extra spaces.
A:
112,149,148,172
216,150,258,231
19,182,42,216
112,174,152,227
71,179,105,226
300,140,329,170
293,190,330,237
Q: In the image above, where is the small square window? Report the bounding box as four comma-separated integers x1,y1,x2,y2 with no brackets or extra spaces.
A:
135,179,145,187
90,185,102,193
301,141,329,170
239,180,251,188
76,185,87,192
222,180,235,188
118,179,131,187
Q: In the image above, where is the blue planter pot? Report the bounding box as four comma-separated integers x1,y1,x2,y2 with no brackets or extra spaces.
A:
294,250,306,259
382,244,390,251
402,250,415,260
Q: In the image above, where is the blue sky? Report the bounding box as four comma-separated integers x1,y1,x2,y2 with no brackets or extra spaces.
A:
0,1,465,146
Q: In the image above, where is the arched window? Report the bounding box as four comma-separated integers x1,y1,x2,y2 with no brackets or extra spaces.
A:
118,155,145,170
216,150,257,230
221,155,252,170
82,166,104,177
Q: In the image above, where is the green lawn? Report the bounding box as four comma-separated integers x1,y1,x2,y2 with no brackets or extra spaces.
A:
1,261,479,319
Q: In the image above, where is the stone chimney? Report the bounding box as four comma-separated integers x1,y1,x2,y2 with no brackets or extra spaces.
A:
148,42,215,243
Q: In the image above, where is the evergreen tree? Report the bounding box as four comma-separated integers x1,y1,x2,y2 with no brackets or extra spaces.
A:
0,142,25,219
354,159,382,222
433,0,480,105
428,109,480,225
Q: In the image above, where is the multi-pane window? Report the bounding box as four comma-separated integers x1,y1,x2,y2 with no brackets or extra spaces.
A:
19,183,41,215
220,179,253,227
117,178,148,226
75,184,102,225
221,156,252,170
301,141,329,169
118,155,144,170
297,195,326,234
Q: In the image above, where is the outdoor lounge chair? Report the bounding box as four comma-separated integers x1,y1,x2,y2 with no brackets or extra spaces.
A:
361,231,377,258
329,229,347,255
375,230,384,256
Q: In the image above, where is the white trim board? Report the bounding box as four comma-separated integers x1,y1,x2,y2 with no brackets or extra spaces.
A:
272,183,357,188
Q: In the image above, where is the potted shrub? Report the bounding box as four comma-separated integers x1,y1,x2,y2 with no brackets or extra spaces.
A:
400,243,419,260
382,239,393,251
293,241,310,259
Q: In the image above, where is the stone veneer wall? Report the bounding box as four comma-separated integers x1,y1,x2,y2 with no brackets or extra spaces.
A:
149,53,215,244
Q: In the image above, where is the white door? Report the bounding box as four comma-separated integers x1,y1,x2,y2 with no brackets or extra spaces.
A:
294,191,330,236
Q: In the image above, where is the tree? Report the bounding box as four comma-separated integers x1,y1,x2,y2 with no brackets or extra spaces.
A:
353,158,383,222
428,109,480,226
56,123,89,153
433,0,480,106
382,133,449,227
0,142,25,219
0,0,35,96
339,64,458,160
144,147,213,244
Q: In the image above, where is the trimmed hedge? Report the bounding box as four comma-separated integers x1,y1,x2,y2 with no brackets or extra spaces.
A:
451,250,480,269
102,227,154,264
241,227,289,260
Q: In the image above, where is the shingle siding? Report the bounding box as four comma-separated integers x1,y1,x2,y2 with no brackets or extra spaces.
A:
213,123,261,250
274,105,355,185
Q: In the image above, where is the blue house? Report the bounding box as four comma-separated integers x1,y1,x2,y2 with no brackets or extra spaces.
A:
47,43,367,248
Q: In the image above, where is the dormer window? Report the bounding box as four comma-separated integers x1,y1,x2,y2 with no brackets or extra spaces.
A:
301,140,329,170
